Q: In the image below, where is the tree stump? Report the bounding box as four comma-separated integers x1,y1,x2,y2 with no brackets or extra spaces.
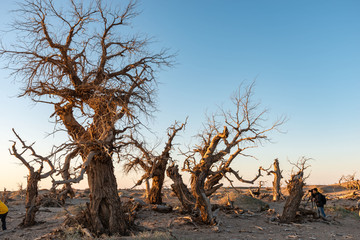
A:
280,172,304,223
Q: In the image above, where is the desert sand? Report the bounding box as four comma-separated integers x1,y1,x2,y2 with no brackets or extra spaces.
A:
0,185,359,240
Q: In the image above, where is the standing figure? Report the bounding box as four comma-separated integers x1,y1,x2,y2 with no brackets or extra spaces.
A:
310,188,327,218
0,200,8,230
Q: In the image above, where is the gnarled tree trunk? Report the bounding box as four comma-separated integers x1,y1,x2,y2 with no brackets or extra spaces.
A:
280,157,310,223
86,153,128,235
147,155,169,204
148,170,165,204
59,184,75,203
191,171,215,225
166,164,195,212
58,149,77,203
280,172,305,223
272,159,283,201
22,171,41,227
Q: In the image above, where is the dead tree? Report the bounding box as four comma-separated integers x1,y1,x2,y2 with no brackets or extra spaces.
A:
339,173,360,190
53,149,79,203
167,83,285,224
270,159,283,201
166,162,195,212
1,188,9,204
0,0,172,235
9,129,55,227
280,157,310,223
249,180,265,198
262,159,283,201
124,121,186,204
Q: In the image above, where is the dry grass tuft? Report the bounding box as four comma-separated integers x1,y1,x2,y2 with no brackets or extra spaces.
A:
128,231,175,240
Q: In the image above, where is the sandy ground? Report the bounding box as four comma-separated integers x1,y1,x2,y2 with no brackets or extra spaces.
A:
0,185,359,240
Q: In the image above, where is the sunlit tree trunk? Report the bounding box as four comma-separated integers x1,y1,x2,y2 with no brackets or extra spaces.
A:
22,171,41,227
191,172,215,224
148,171,165,204
86,153,128,234
166,163,195,212
272,159,282,201
280,175,304,223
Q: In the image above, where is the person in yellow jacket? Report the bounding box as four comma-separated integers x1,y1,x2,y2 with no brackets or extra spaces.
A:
0,200,8,231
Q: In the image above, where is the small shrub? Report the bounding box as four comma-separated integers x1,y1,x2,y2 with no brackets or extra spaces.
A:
57,203,87,218
59,226,84,240
326,205,359,218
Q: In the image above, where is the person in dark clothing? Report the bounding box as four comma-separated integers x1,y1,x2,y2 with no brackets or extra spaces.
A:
310,188,326,218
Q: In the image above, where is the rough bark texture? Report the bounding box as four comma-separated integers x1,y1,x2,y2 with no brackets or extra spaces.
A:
147,155,169,204
185,128,228,224
148,171,165,204
166,164,195,212
191,171,215,224
272,159,283,201
55,102,130,235
22,171,41,227
280,172,305,223
86,154,128,235
204,174,224,197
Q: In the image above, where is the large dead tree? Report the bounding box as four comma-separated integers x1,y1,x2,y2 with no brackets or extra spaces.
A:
280,157,310,223
124,121,186,204
1,0,172,235
167,84,285,224
9,129,55,227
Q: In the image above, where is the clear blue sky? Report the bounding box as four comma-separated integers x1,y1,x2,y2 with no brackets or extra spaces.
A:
0,0,359,190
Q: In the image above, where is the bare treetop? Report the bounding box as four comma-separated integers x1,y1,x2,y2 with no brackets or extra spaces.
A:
1,0,172,133
184,83,285,172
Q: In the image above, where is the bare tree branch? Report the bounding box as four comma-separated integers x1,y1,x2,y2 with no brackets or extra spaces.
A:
9,128,55,178
52,151,96,185
124,120,187,204
168,82,285,225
